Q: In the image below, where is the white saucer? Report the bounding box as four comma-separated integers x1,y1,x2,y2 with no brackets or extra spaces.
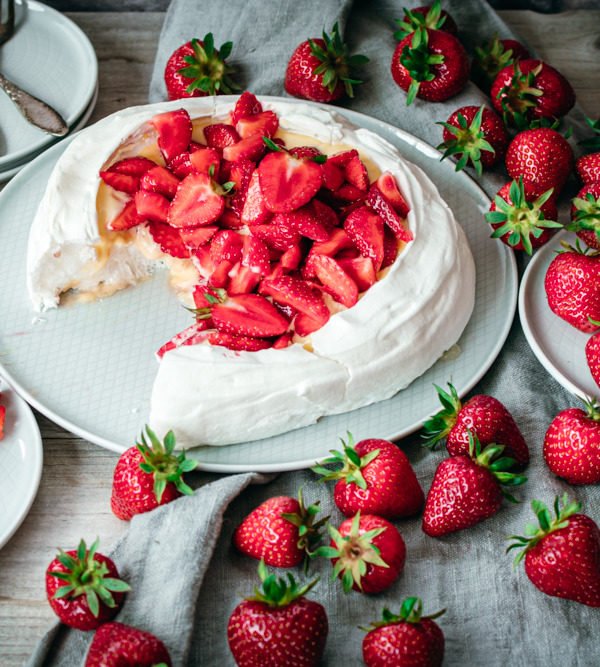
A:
0,377,43,550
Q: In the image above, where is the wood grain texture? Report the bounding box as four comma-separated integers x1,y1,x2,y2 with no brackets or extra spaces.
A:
0,10,598,666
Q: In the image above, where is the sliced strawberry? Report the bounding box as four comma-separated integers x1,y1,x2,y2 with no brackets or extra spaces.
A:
311,253,359,308
135,190,170,223
231,92,263,125
344,205,385,270
258,151,322,213
382,225,401,269
168,172,225,228
222,134,267,163
311,198,339,229
168,152,195,179
210,229,244,264
274,207,329,242
289,146,323,160
220,208,245,229
107,156,157,176
208,331,272,352
209,259,235,288
0,404,5,439
241,235,271,276
321,160,345,191
140,165,180,199
368,184,414,242
377,172,410,217
99,170,140,193
312,227,355,257
261,274,330,324
179,225,219,249
190,147,221,178
280,242,305,272
241,170,272,226
335,183,368,203
345,155,369,191
294,312,327,337
229,159,255,215
192,284,220,309
156,320,210,358
203,123,240,151
236,110,279,139
149,108,193,164
210,293,289,337
147,221,190,258
336,256,376,291
249,223,301,251
107,200,147,231
228,263,261,295
328,149,359,168
272,331,294,349
192,246,216,281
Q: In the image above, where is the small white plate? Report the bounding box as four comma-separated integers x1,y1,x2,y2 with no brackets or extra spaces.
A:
0,0,97,169
0,378,43,550
519,229,597,399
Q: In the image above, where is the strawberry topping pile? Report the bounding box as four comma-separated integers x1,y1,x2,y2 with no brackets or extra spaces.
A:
99,92,412,355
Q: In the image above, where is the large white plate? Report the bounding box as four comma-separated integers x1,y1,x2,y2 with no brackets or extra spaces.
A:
0,377,43,550
520,229,596,399
0,0,97,170
0,99,517,472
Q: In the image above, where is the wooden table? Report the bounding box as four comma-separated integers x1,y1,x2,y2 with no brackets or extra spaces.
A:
0,9,598,666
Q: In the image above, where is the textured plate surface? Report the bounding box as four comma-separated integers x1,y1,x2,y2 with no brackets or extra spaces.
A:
0,99,517,471
0,0,97,169
520,229,595,399
0,377,43,550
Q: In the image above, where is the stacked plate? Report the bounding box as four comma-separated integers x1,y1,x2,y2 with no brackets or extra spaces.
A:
0,0,97,181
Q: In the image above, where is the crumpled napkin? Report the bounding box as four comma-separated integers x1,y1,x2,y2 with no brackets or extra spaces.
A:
31,1,600,666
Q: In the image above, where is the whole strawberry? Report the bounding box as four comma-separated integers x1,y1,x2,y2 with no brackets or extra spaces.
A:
423,382,529,468
233,488,326,568
362,598,445,667
491,59,575,127
566,182,600,250
227,561,328,666
164,33,238,101
543,397,600,484
312,432,424,519
505,127,574,195
393,0,458,41
471,35,530,93
485,177,561,255
85,622,172,666
46,538,131,631
317,511,406,594
437,105,509,176
284,23,369,103
544,240,600,332
391,27,469,105
422,432,527,537
111,426,198,521
507,494,600,607
586,327,600,389
577,117,600,184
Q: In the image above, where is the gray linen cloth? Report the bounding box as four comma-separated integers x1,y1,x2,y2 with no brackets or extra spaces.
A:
30,1,600,665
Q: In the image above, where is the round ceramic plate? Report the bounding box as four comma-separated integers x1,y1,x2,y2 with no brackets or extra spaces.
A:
0,0,97,170
0,98,517,471
0,377,43,550
520,229,596,398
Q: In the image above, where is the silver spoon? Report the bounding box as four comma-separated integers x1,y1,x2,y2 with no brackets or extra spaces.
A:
0,0,68,136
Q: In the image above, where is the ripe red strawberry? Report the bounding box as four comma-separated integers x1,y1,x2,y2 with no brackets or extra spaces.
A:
471,36,530,93
149,108,193,164
312,433,424,519
507,494,600,607
316,512,406,594
485,177,561,255
235,110,279,140
576,154,600,185
362,598,446,667
167,172,226,228
107,200,146,232
134,190,169,223
261,274,330,325
111,426,197,520
146,221,189,259
393,0,458,41
284,23,369,103
391,27,469,105
423,382,529,468
543,397,600,484
156,321,211,358
233,489,327,568
344,205,385,270
566,182,600,250
311,254,359,307
375,171,410,218
140,165,180,199
544,240,600,332
586,326,600,389
505,127,574,195
0,403,4,439
227,561,328,666
208,331,272,351
437,105,509,176
45,538,130,631
100,156,157,193
230,91,262,125
164,34,238,101
422,432,527,537
491,59,575,127
367,183,413,242
85,622,172,666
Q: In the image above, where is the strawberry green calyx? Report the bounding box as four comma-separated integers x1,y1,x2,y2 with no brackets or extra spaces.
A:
485,177,562,255
177,34,239,96
580,117,600,151
497,62,543,129
400,28,445,106
473,36,520,87
315,511,389,594
47,538,131,617
576,395,600,422
311,431,380,489
246,559,319,608
280,486,329,562
362,597,446,631
506,493,581,567
422,382,462,448
437,106,496,177
137,426,198,503
567,192,600,240
308,23,369,98
393,1,448,41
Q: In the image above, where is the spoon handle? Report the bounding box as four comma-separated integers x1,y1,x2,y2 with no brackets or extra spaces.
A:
0,72,68,136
